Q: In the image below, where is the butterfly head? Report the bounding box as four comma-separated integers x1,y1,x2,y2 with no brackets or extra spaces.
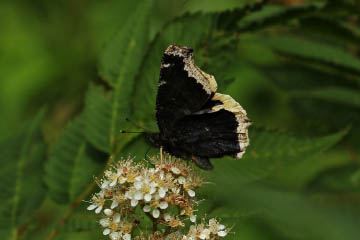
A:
164,44,193,58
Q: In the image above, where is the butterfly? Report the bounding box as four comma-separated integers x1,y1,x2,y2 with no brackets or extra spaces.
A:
146,44,251,170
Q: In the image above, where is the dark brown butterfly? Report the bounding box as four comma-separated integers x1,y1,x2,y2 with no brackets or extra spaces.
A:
146,45,251,170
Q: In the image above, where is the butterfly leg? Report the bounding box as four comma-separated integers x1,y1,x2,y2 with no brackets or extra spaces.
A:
191,156,213,170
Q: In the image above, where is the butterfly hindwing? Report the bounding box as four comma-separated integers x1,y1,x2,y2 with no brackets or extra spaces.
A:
173,94,250,159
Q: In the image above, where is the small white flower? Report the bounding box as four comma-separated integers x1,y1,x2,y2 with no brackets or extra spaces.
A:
103,228,111,235
134,181,143,190
187,189,195,197
218,224,225,230
171,167,181,175
159,201,168,209
95,206,103,214
199,229,210,239
87,192,105,214
177,176,186,184
144,193,152,202
186,225,197,239
87,204,97,211
158,187,167,198
164,213,171,222
108,168,124,187
99,218,110,227
102,213,121,237
110,232,121,240
101,180,110,189
152,209,160,218
109,179,117,187
149,185,157,194
190,215,196,223
118,176,127,184
166,172,174,181
150,181,158,188
113,213,121,223
134,191,143,200
104,209,113,216
123,233,131,240
143,205,151,212
159,170,165,180
171,187,181,195
218,231,227,237
130,199,138,207
111,201,119,209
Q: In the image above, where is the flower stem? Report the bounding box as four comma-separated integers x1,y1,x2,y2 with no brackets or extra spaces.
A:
153,220,158,232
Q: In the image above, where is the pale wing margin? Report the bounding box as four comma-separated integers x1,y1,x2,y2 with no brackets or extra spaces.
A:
211,93,251,158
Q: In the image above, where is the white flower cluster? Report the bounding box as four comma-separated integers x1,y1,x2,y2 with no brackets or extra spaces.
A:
87,154,229,240
184,218,228,239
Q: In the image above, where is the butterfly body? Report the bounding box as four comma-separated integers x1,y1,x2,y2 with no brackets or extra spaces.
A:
147,45,251,170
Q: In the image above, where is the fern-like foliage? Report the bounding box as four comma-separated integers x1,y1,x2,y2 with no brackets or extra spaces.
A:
61,214,100,232
45,115,103,204
97,0,154,148
203,127,349,185
237,1,326,32
291,87,360,108
299,16,360,46
84,84,112,153
184,0,260,14
209,185,360,240
0,111,46,238
307,163,360,193
263,36,360,75
99,0,153,87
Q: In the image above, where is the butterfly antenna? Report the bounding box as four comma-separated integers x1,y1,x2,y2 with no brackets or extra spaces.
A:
125,118,150,131
119,118,150,134
119,130,144,134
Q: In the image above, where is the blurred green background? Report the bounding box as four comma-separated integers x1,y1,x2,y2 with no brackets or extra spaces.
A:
1,0,360,239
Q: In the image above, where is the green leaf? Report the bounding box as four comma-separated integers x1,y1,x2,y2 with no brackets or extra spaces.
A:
132,13,215,130
237,1,326,32
299,16,360,46
184,0,259,14
99,0,153,87
98,0,154,147
61,214,99,232
291,87,360,108
84,84,112,153
264,63,346,91
45,115,103,204
53,230,103,240
268,150,352,190
204,127,350,185
263,36,360,75
84,83,140,155
225,186,360,240
0,111,46,239
307,164,360,193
